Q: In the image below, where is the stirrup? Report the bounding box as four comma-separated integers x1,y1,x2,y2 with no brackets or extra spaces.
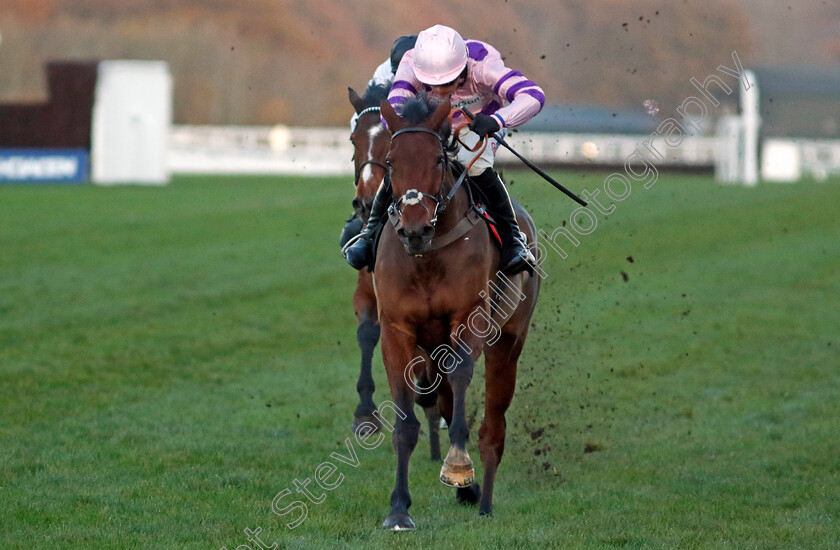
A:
516,231,536,264
340,233,363,259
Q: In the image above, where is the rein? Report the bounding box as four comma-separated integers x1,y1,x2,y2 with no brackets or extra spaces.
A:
441,112,489,211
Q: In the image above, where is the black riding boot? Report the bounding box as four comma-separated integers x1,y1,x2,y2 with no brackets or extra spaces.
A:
471,168,535,275
343,180,392,270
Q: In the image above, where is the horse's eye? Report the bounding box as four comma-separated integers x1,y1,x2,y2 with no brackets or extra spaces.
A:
436,155,445,165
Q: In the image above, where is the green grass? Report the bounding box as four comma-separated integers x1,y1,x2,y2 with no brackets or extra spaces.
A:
1,172,838,549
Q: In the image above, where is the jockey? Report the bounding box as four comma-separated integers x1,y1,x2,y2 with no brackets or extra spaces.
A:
341,35,417,250
343,24,543,275
348,35,417,131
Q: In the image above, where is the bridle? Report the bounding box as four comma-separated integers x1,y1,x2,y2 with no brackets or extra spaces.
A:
352,106,390,188
388,126,455,229
385,118,490,254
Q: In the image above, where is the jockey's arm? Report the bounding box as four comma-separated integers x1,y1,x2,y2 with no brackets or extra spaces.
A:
368,58,393,89
351,58,394,131
474,44,545,129
386,49,422,117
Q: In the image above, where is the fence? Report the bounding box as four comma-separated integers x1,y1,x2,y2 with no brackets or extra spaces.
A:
168,125,721,176
168,124,840,180
168,125,351,175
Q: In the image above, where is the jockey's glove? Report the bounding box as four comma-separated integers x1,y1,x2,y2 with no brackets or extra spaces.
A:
469,114,501,138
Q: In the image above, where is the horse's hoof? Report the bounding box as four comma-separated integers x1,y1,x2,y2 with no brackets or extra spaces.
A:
439,447,474,487
352,414,381,436
456,483,481,506
382,512,415,531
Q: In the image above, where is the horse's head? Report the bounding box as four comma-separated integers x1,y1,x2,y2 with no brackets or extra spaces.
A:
349,86,391,223
381,95,453,256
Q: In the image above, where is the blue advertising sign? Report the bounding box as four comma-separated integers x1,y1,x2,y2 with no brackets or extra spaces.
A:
0,149,89,183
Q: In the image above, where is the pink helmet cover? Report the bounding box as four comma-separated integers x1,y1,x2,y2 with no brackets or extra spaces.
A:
412,24,468,85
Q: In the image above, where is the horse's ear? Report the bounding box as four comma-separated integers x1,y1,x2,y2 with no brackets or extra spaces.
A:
348,87,365,114
380,99,403,131
426,96,452,131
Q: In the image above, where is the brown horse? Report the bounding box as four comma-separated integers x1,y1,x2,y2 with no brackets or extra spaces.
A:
375,95,540,530
347,85,442,460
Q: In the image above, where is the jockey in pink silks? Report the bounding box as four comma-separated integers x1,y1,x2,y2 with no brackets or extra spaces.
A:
343,24,544,275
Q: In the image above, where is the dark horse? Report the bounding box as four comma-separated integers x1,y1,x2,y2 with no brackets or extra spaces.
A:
346,84,441,460
375,95,540,529
345,84,390,435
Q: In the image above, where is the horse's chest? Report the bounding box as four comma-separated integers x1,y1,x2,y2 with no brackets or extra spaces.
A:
408,281,483,324
397,274,443,311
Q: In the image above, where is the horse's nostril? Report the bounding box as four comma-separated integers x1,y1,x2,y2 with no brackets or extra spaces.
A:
421,226,435,239
352,198,362,210
397,228,407,239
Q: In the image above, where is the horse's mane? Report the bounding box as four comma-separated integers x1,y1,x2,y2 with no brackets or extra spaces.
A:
400,92,437,125
362,83,390,108
400,93,454,149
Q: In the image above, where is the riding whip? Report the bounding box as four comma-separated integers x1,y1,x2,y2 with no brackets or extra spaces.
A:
461,109,588,207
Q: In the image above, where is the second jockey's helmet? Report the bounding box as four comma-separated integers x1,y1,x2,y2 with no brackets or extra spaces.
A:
412,25,468,85
391,35,418,74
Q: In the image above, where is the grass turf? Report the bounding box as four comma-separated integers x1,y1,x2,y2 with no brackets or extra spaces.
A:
1,172,838,549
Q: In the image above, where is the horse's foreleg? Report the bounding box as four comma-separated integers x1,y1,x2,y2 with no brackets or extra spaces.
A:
439,337,477,488
422,403,441,461
414,368,441,461
353,315,380,434
380,323,421,530
477,333,522,516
